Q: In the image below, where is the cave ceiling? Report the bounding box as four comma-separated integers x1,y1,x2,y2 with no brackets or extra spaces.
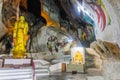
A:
2,0,96,29
0,0,110,53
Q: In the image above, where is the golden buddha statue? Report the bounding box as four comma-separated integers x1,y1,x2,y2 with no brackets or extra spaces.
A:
12,16,29,58
73,50,83,64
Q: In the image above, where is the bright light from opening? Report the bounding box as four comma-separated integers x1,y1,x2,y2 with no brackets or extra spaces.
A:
77,2,84,12
77,6,81,12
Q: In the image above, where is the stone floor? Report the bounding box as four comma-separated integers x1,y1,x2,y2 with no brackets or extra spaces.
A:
37,72,86,80
36,73,104,80
36,69,103,80
36,59,120,80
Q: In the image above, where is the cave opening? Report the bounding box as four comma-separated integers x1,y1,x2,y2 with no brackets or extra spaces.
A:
26,0,46,24
27,0,41,18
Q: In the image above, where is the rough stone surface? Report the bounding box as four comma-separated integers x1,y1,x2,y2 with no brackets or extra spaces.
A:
0,0,7,39
95,0,120,47
87,76,104,80
0,22,6,39
102,59,120,80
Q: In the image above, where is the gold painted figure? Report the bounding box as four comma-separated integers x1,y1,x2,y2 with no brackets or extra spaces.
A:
12,16,29,58
73,50,83,64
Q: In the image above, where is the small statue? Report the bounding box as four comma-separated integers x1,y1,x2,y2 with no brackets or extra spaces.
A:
12,16,29,58
73,50,83,64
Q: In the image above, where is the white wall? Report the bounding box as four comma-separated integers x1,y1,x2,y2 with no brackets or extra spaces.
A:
95,0,120,47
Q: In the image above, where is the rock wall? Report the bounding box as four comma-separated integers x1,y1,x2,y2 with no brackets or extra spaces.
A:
0,0,120,48
0,0,7,39
95,0,120,47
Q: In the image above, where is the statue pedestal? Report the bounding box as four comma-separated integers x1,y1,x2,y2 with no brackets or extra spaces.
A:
0,58,34,80
3,58,32,68
66,64,85,73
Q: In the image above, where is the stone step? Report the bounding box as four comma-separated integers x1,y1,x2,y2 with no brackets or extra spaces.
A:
0,67,32,73
33,60,50,67
33,60,50,77
0,59,51,80
35,68,50,77
35,72,49,76
0,67,33,80
0,71,32,76
0,74,32,80
35,68,49,72
16,78,32,80
35,66,49,69
0,78,33,80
